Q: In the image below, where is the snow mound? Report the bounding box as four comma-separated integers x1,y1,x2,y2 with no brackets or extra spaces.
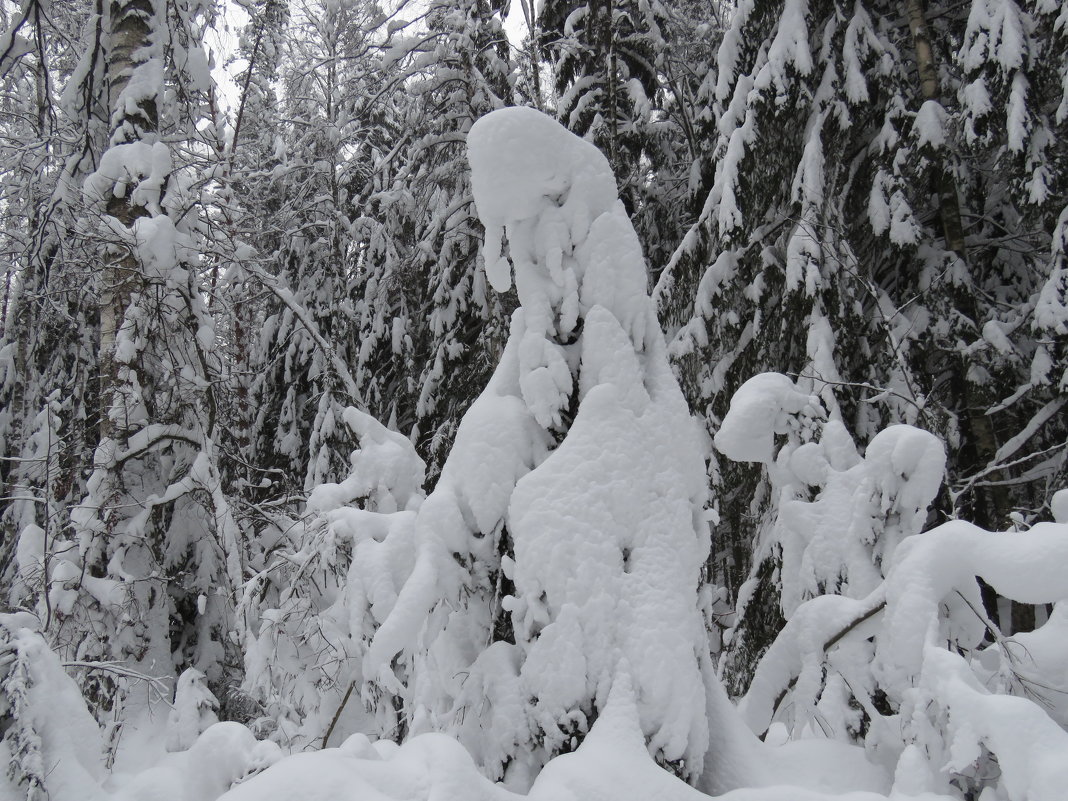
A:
113,723,281,801
216,679,892,801
715,372,822,464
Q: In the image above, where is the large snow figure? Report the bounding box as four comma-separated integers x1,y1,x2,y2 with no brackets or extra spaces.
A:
364,106,713,785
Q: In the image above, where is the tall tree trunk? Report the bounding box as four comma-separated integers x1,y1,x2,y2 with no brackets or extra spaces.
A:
906,0,1025,630
905,0,966,260
98,0,158,443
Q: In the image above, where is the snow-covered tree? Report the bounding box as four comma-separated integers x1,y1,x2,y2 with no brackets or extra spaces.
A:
232,0,515,744
244,0,372,502
0,0,100,596
0,1,1066,799
238,406,427,747
350,0,513,481
538,0,667,216
719,381,1068,799
0,613,106,801
9,0,251,736
357,105,716,787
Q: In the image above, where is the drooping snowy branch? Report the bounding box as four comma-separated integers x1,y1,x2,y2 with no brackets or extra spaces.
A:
719,373,1068,800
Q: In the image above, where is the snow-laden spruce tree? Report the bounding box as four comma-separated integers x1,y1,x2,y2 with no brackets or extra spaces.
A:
0,0,101,595
351,0,514,482
537,0,667,215
244,0,372,501
359,105,718,787
536,0,711,273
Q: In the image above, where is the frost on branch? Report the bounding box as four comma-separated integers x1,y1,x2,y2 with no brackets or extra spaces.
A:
362,106,715,786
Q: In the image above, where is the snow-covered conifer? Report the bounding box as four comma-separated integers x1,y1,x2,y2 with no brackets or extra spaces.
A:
538,0,667,217
361,106,715,786
350,0,514,482
0,614,105,801
244,0,373,501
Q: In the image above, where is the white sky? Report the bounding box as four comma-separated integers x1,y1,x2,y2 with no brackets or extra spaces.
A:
206,0,537,121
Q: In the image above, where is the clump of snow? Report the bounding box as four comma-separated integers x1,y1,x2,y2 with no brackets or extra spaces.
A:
0,616,107,801
468,106,616,298
715,372,822,464
914,100,948,149
307,407,426,514
1051,488,1068,523
166,668,220,752
84,141,174,215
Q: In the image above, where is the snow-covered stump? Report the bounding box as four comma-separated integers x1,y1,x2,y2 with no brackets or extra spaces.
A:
364,106,715,786
166,669,221,752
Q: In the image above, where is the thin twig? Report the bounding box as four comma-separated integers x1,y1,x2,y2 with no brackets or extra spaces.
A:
322,680,357,749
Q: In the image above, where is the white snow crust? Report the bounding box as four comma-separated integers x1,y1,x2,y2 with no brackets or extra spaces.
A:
214,675,893,801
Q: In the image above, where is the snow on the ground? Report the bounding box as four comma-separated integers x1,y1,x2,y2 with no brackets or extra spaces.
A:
213,674,897,801
110,723,280,801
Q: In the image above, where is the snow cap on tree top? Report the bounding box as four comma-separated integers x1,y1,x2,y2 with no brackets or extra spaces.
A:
467,106,618,293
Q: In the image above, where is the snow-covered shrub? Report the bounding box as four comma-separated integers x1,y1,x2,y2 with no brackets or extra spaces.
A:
736,517,1068,800
718,372,946,621
0,614,105,801
714,372,946,692
14,517,145,751
238,408,426,747
718,374,1068,800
